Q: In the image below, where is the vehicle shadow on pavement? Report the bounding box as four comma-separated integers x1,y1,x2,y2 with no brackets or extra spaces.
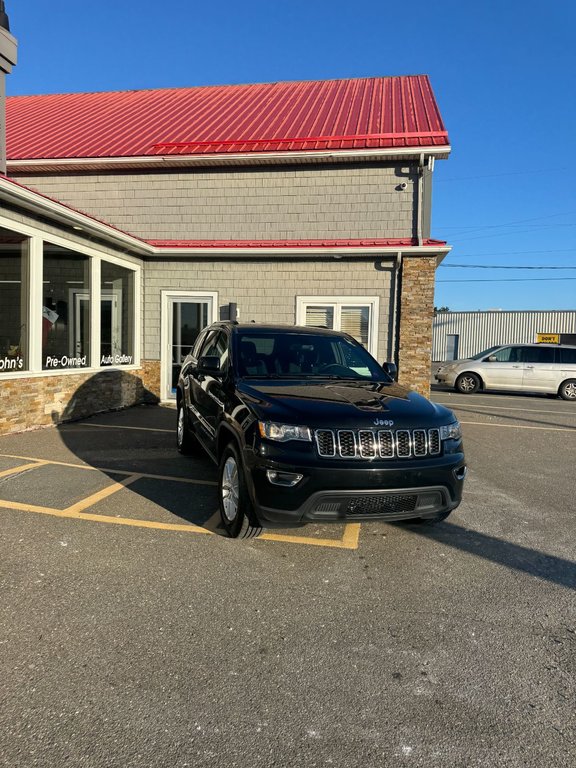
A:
52,373,224,533
402,520,576,590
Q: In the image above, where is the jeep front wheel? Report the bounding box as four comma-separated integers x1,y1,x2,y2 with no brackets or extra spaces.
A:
218,443,262,538
455,372,480,394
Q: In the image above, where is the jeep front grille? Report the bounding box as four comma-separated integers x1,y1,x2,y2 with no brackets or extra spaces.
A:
314,428,441,459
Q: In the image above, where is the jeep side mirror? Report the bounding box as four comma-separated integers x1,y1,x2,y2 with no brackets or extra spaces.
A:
197,355,221,376
381,361,397,380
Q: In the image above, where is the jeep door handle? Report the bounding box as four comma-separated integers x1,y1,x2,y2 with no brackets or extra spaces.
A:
512,365,521,368
525,365,534,369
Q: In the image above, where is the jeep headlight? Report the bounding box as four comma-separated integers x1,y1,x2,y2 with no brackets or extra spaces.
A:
440,420,462,441
258,421,312,443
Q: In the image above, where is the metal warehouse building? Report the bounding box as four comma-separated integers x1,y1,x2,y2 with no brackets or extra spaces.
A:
433,311,576,361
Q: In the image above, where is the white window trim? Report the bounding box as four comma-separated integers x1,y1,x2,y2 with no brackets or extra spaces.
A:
0,215,141,378
160,290,218,402
296,295,380,358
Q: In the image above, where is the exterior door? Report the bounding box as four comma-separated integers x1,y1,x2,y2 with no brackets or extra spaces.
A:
162,292,217,401
446,334,459,361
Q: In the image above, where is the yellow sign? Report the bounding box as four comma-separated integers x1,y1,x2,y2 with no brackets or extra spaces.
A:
536,333,560,344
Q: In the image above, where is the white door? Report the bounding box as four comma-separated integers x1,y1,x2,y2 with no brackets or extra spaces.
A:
73,292,120,361
161,292,217,400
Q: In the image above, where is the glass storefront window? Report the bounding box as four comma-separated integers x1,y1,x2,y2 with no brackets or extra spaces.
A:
43,244,90,370
0,227,29,373
100,261,135,366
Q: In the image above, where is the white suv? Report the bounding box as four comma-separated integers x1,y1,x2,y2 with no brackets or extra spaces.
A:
435,344,576,400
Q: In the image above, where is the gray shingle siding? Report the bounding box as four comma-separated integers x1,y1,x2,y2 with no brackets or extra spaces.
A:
16,163,418,241
143,257,394,362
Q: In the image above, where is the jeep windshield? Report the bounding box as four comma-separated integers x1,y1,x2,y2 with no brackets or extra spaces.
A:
235,331,391,381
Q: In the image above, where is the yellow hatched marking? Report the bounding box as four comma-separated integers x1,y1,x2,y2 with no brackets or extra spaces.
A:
0,461,48,479
0,453,360,549
0,453,217,486
0,497,212,533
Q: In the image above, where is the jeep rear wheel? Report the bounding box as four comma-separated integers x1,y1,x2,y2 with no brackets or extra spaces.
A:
455,372,480,394
177,402,197,455
218,443,262,539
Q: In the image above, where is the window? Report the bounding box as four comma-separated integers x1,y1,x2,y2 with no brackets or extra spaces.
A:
488,346,522,363
202,331,229,373
297,297,379,356
235,331,386,380
0,227,29,374
43,243,90,370
521,347,555,364
100,261,135,366
559,347,576,365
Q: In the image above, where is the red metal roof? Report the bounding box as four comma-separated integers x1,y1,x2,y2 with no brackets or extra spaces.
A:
6,76,448,160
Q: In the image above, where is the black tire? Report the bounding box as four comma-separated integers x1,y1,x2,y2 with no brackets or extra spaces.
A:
558,379,576,401
218,443,262,539
455,372,481,394
176,401,197,455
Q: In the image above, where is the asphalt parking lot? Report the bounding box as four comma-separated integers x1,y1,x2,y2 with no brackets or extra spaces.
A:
1,390,575,767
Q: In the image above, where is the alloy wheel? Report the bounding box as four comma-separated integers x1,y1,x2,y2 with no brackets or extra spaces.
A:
221,457,240,522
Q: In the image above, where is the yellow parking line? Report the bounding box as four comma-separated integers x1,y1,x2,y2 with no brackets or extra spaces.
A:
437,402,576,416
460,420,576,432
261,523,360,550
0,453,360,549
0,461,47,479
0,497,212,534
64,473,143,514
0,453,217,486
68,423,173,434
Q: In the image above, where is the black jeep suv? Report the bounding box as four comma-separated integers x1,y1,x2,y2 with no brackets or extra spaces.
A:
176,322,466,538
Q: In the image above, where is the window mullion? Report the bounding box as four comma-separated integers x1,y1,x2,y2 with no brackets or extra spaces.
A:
28,236,43,372
91,257,101,368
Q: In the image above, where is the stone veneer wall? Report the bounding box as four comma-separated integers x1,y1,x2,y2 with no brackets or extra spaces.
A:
0,366,159,436
397,256,437,397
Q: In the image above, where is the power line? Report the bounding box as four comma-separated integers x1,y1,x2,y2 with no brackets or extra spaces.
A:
436,210,576,230
440,264,576,270
434,168,557,183
437,277,576,283
444,249,576,257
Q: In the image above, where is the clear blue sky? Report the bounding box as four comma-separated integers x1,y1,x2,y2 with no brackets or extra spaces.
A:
7,1,576,311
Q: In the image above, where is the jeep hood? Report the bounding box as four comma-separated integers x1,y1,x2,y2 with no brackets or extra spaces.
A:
237,379,454,429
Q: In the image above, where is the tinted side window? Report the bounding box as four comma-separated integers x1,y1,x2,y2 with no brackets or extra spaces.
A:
560,347,576,364
202,331,229,373
191,329,209,359
521,347,555,363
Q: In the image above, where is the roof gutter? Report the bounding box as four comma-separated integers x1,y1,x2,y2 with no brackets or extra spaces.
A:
6,144,452,174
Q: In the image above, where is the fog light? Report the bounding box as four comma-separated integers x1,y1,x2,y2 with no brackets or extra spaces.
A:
453,465,468,481
416,492,442,510
266,470,303,487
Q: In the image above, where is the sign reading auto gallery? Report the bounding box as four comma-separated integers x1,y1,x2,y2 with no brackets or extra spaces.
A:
101,354,133,365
